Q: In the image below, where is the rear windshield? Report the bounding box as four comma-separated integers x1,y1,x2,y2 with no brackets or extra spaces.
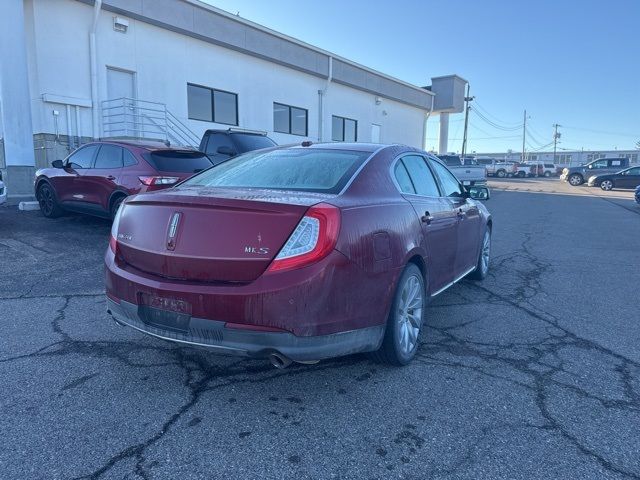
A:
181,148,370,194
232,134,277,153
144,151,213,173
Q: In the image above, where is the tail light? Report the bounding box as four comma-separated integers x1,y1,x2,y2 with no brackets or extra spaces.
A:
109,204,124,254
267,203,340,273
138,176,179,186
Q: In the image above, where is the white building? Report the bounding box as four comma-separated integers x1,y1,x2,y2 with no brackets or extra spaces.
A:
0,0,466,200
475,150,639,166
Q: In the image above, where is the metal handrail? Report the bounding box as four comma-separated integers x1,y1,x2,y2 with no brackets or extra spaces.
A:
100,97,200,148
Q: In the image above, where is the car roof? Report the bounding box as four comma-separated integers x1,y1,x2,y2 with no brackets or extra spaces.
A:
91,139,198,152
288,142,398,154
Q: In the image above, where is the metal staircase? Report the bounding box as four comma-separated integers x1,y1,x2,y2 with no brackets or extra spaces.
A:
101,97,200,148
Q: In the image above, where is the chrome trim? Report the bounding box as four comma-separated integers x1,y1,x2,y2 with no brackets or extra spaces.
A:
430,266,476,297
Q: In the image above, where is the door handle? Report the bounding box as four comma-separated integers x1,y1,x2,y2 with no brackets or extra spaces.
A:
106,175,116,180
421,211,433,225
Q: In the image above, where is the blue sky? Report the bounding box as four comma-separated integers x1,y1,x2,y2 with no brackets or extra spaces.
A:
204,0,639,153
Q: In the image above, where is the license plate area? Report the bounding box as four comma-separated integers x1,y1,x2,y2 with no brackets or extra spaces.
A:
137,293,191,333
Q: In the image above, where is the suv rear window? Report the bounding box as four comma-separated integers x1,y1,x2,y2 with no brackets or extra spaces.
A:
182,148,370,194
144,151,213,173
232,134,277,153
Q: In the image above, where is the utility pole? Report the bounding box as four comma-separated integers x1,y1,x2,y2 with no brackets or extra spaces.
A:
521,109,527,162
460,84,474,159
552,124,561,163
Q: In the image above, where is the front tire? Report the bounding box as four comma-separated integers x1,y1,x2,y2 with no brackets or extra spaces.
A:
36,182,64,218
372,264,425,366
468,228,491,281
496,169,506,178
568,174,583,186
600,180,613,191
544,171,551,177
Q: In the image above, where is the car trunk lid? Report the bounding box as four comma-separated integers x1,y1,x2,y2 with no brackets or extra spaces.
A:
115,187,333,283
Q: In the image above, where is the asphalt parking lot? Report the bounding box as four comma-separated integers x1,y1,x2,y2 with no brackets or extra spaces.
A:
1,178,639,479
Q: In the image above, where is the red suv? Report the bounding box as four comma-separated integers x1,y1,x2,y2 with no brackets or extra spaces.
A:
35,140,213,219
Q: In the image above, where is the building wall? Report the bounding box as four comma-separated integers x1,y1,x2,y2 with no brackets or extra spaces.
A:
26,0,429,162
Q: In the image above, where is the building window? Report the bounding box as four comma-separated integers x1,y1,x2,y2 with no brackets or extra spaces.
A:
273,103,308,136
631,154,638,163
187,83,238,125
332,115,357,142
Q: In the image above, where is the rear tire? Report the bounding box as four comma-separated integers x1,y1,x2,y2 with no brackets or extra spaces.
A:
568,173,583,186
517,171,526,178
468,228,491,281
544,171,551,177
36,182,64,218
496,169,506,178
110,194,126,220
600,180,613,191
371,264,425,366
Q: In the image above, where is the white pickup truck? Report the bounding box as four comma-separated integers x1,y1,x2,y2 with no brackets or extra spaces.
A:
475,157,518,178
436,155,487,186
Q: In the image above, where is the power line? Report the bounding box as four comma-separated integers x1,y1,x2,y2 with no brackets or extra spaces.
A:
473,101,523,128
472,108,523,131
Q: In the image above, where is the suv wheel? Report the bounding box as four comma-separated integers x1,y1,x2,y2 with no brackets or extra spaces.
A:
110,194,126,220
36,182,64,218
543,171,551,177
600,180,613,191
372,264,425,366
517,171,526,178
568,173,584,186
496,169,506,178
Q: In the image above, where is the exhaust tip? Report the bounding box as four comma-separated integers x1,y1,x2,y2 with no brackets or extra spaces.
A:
269,352,293,369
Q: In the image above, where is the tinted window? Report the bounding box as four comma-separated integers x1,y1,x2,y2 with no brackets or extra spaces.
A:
430,159,464,197
476,158,493,165
144,151,213,173
591,159,608,168
394,161,415,194
544,164,555,168
94,145,123,169
214,90,238,126
401,155,440,197
205,133,234,157
123,149,138,166
625,167,640,175
67,145,99,169
187,84,212,122
232,134,277,153
273,103,308,136
610,159,623,167
182,148,369,194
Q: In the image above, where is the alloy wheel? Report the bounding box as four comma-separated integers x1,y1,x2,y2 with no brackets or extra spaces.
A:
396,274,423,356
601,180,613,191
569,174,582,186
38,185,54,216
480,230,491,275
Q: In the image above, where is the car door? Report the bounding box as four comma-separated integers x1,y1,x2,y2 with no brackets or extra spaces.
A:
85,144,124,211
57,144,100,204
429,157,482,278
394,154,458,294
617,167,640,189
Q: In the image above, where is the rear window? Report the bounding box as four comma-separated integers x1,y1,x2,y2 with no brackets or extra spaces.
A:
144,150,213,173
181,148,370,194
232,134,276,153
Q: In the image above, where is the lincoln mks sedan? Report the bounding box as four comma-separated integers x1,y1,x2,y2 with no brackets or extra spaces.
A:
105,143,492,367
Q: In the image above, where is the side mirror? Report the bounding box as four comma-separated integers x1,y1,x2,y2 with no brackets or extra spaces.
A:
217,146,236,156
467,185,490,201
52,159,64,168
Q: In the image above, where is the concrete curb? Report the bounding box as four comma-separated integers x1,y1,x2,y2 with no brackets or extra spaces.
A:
19,201,40,211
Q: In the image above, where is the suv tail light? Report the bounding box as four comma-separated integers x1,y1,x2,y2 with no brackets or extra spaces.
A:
138,176,179,186
267,203,340,273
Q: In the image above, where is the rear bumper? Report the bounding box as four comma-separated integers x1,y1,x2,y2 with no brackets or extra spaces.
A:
106,298,384,362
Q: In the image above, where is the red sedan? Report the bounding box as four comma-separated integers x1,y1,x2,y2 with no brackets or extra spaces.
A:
105,143,492,367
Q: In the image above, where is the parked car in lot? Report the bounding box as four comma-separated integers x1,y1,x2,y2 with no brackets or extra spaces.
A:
475,157,518,178
0,171,6,205
35,140,213,219
436,154,487,185
106,143,492,368
587,166,640,190
199,128,277,164
560,157,629,186
517,161,558,178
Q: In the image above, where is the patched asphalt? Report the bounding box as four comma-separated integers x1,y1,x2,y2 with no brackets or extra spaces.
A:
1,178,639,479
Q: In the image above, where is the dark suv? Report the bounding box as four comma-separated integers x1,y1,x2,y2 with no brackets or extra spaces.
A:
35,140,213,219
560,157,630,186
199,129,277,164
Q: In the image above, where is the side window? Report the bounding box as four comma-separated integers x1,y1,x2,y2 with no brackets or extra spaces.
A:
592,159,608,169
123,149,138,166
610,160,622,168
67,145,99,169
394,161,415,194
626,167,640,175
429,159,464,198
401,155,440,197
205,134,236,163
94,145,123,169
